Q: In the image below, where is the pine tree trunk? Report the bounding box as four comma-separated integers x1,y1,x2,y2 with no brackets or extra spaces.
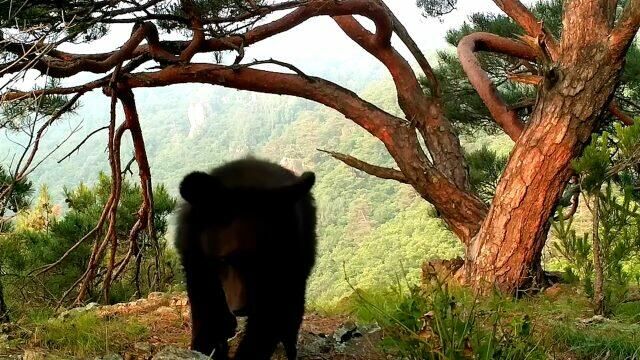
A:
465,39,625,293
0,269,9,323
592,194,605,315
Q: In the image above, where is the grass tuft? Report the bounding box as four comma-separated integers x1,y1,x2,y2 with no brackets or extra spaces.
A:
30,312,148,357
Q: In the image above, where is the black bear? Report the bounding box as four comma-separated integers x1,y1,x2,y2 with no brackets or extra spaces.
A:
175,157,317,359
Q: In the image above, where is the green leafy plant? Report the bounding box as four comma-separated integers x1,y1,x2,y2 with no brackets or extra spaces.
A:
347,269,542,359
552,120,640,313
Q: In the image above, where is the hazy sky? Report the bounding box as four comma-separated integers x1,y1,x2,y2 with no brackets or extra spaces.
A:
226,0,503,64
59,0,505,82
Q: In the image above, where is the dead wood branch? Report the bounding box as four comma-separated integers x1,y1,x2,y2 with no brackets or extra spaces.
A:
58,126,110,163
318,149,409,183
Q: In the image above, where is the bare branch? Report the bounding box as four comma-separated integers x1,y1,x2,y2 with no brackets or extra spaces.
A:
16,93,85,179
231,59,313,81
507,73,543,86
609,100,635,125
179,0,205,63
119,63,487,242
333,14,469,189
122,156,136,176
111,85,157,289
1,55,148,103
611,0,640,57
126,63,399,139
378,1,441,97
554,181,580,221
76,65,126,304
492,0,559,60
318,149,408,183
9,0,393,80
29,201,110,276
58,126,110,163
1,22,172,78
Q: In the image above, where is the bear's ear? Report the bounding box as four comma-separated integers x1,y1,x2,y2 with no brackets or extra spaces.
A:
179,171,223,205
295,172,316,194
279,171,316,202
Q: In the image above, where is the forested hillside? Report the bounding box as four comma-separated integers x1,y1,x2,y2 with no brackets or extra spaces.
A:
1,67,511,307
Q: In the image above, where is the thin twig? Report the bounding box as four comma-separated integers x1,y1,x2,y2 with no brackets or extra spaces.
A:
58,126,110,163
231,58,315,82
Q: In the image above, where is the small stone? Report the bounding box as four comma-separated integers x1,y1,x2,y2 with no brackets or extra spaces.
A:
84,302,100,311
23,350,46,360
154,306,175,316
579,315,608,325
152,346,209,359
94,354,123,360
148,292,165,300
333,321,361,343
134,341,152,354
544,284,563,298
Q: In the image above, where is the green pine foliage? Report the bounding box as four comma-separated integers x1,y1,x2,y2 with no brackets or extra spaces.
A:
425,1,563,133
465,146,508,203
425,0,640,136
0,165,33,216
0,173,177,311
550,121,640,312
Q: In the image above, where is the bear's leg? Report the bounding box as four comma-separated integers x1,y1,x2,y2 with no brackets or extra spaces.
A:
184,254,236,359
233,312,280,360
282,289,305,360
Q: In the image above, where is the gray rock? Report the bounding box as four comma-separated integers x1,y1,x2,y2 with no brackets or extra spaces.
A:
148,292,166,300
57,302,100,320
358,322,381,334
579,314,608,325
84,302,100,311
152,347,210,360
56,310,71,320
304,335,332,354
333,321,361,343
134,341,152,354
94,354,123,360
22,350,45,360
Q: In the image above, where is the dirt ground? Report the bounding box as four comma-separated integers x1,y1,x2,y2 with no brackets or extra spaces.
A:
89,292,386,359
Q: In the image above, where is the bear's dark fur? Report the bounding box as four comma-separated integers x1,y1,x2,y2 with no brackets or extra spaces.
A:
175,157,317,359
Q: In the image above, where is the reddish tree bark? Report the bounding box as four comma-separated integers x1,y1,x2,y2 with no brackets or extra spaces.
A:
463,0,639,293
